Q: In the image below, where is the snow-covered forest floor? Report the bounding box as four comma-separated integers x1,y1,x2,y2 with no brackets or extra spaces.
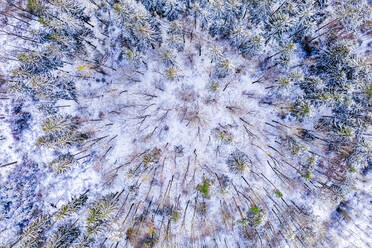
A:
0,0,371,247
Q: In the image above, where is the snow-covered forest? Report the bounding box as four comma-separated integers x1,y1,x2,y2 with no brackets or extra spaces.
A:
0,0,371,247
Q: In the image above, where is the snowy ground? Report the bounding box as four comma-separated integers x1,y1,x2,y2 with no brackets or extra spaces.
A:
0,0,371,247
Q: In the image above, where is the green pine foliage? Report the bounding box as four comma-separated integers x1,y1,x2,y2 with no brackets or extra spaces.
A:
45,223,81,248
54,191,88,221
86,193,118,237
21,214,51,248
36,115,88,148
